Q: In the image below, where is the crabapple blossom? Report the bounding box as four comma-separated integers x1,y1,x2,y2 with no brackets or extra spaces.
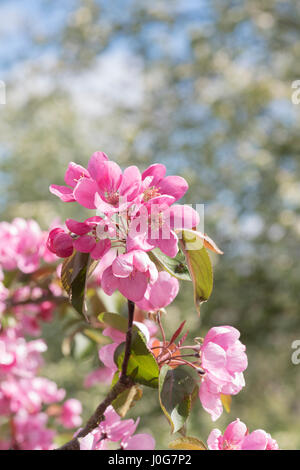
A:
199,326,248,421
49,152,108,203
0,327,81,449
0,218,57,273
101,250,158,302
78,406,155,450
207,418,279,450
136,271,179,312
59,399,83,429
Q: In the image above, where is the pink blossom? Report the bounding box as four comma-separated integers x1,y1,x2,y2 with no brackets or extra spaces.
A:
13,410,56,450
49,151,108,203
141,163,188,203
84,367,115,388
101,250,158,302
74,160,141,212
199,326,248,421
207,419,279,450
78,406,155,450
136,271,179,312
127,201,199,258
59,398,82,429
47,219,111,260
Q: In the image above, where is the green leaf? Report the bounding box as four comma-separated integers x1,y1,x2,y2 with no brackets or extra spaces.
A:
179,230,213,313
149,247,191,281
158,365,197,433
98,312,128,333
114,328,159,389
169,436,207,450
61,251,95,320
112,384,143,418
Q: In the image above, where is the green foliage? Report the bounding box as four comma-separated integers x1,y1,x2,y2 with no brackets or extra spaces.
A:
149,247,191,281
158,365,198,434
114,328,160,389
180,231,213,313
61,251,95,320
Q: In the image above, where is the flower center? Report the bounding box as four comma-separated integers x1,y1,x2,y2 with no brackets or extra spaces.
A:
106,192,119,206
143,186,161,202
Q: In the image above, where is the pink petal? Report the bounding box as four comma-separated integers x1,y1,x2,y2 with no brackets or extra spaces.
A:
96,161,122,194
241,430,268,450
99,343,119,370
90,239,111,260
73,178,98,209
226,343,248,373
157,175,188,201
202,342,227,372
87,151,109,181
64,162,90,188
101,266,119,295
73,235,96,253
223,419,247,446
153,230,179,258
203,326,240,350
148,272,179,309
53,233,74,258
125,434,155,450
65,219,91,235
207,429,223,450
49,185,75,202
112,254,134,278
168,204,200,230
118,271,148,302
119,166,141,201
142,163,166,185
199,379,223,421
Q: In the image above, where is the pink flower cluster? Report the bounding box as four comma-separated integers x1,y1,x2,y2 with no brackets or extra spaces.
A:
199,326,248,421
207,419,279,450
0,218,56,274
0,327,82,449
79,405,155,450
48,151,199,307
0,218,62,334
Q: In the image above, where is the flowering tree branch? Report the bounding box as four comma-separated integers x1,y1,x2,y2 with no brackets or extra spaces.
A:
57,301,136,451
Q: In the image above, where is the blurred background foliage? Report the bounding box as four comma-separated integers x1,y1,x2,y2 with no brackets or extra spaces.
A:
0,0,300,449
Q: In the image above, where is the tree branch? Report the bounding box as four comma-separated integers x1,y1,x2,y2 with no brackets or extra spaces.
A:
57,300,135,451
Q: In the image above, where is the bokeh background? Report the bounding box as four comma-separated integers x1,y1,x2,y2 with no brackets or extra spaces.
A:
1,0,300,449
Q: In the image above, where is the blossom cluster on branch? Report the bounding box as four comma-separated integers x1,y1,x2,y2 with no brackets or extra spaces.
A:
0,150,279,450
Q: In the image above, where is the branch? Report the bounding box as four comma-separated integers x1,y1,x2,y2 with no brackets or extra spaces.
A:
57,300,136,451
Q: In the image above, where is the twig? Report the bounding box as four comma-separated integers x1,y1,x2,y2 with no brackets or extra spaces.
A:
57,300,136,451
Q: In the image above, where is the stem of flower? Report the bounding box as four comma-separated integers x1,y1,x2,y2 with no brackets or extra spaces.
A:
56,299,136,450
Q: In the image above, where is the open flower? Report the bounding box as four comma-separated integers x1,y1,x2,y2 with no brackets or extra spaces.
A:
141,163,188,203
207,418,279,450
79,405,155,450
199,326,248,421
136,271,179,312
127,201,200,258
101,250,158,302
49,151,108,203
74,160,141,212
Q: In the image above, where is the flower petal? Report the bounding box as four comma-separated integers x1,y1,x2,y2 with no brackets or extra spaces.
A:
157,175,188,202
73,178,98,209
64,162,90,188
87,151,109,181
49,185,75,202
